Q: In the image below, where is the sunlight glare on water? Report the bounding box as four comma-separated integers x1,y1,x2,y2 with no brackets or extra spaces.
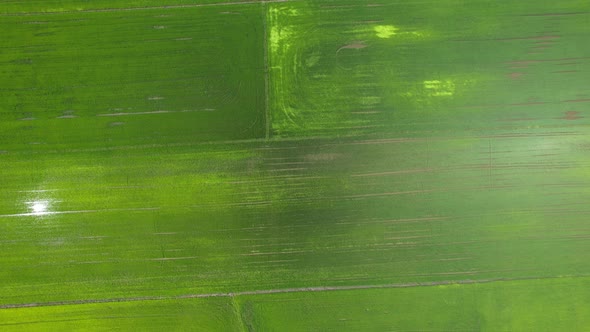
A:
27,200,51,216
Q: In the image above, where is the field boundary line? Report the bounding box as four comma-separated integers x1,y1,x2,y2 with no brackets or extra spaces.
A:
0,0,294,16
230,294,248,332
262,2,271,141
1,274,588,310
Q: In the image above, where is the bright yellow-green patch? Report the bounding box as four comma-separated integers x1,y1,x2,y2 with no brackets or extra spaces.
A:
268,7,301,54
423,80,456,97
269,25,295,54
374,25,399,38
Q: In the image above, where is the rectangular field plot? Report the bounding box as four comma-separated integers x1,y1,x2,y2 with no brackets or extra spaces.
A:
3,132,590,305
267,1,590,138
238,276,590,331
0,0,266,14
0,5,265,152
0,297,242,331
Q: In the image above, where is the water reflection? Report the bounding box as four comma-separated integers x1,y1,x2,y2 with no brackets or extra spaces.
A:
28,200,50,216
21,194,57,217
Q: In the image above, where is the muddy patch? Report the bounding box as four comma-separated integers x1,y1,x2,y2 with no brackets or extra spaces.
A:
559,111,582,120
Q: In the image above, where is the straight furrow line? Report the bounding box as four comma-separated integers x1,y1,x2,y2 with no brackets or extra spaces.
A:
1,274,588,310
1,130,582,156
0,207,160,218
262,2,271,141
1,0,293,16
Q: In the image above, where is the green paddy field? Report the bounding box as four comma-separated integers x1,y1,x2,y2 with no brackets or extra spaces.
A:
1,0,590,330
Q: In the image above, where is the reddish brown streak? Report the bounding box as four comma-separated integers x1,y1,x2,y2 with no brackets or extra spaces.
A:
508,72,524,79
563,99,590,103
559,111,583,120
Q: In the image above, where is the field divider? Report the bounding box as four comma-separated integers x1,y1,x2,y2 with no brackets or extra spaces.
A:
262,1,271,141
2,274,588,310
